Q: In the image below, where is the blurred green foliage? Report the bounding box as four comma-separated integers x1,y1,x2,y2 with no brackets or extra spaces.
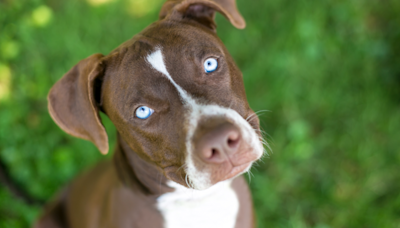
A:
1,0,400,227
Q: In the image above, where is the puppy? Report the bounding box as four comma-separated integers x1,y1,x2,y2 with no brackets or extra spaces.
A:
36,0,265,227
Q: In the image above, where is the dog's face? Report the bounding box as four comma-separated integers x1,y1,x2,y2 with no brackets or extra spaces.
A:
48,0,265,190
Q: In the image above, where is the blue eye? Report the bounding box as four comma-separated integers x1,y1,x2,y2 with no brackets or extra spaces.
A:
135,106,154,119
204,58,218,73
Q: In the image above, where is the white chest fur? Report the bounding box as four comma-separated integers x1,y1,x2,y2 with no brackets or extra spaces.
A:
156,180,239,228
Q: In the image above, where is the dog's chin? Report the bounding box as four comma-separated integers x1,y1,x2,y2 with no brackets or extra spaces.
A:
190,161,253,191
189,148,263,190
221,162,253,181
165,161,253,191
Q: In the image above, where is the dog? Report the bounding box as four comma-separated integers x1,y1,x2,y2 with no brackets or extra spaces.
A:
35,0,265,227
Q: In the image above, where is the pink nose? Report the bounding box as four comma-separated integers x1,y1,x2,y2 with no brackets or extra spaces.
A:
197,123,242,164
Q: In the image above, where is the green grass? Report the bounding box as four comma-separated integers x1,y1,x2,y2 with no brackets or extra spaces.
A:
1,0,399,227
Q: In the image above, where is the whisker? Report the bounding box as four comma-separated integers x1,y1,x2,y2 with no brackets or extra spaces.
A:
259,128,274,143
253,110,270,115
185,174,191,189
246,110,270,122
246,112,257,121
253,123,273,156
176,164,186,173
246,169,254,183
176,164,187,184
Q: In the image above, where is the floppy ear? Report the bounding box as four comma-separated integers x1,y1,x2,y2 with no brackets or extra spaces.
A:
159,0,246,30
48,54,109,154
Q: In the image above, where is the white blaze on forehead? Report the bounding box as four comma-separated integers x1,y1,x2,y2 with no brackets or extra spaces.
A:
146,49,194,104
146,49,169,77
146,48,264,190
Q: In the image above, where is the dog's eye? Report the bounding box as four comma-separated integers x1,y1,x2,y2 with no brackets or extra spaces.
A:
204,58,218,73
135,106,154,119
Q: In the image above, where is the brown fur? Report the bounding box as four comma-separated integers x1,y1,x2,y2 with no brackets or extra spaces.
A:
35,1,260,227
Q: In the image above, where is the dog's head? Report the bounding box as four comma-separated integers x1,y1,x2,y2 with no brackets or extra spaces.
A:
48,0,265,190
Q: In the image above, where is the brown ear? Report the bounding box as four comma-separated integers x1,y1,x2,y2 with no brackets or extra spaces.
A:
48,53,109,154
159,0,246,30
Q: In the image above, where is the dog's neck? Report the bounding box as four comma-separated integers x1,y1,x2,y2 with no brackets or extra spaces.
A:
113,134,174,196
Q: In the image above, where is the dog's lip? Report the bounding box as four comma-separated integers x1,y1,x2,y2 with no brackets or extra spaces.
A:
229,147,262,165
221,161,252,182
218,148,260,182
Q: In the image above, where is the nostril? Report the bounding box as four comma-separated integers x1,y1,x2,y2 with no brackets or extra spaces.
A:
211,149,217,157
204,148,222,162
227,132,240,148
227,138,239,148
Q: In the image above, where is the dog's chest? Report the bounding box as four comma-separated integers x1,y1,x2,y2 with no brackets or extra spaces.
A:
156,180,239,228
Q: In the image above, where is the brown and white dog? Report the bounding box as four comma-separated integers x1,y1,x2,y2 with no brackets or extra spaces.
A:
35,0,266,227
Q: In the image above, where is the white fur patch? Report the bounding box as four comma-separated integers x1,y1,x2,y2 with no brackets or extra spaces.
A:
157,180,239,228
146,48,263,190
146,49,194,104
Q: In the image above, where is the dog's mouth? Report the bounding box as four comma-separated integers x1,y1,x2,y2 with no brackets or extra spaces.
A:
209,147,261,185
221,161,253,181
182,141,262,190
163,150,258,190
